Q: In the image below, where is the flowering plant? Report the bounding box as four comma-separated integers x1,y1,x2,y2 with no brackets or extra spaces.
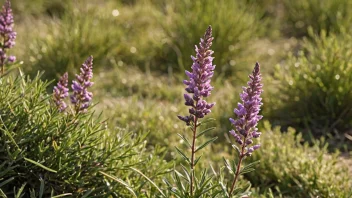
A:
0,0,16,75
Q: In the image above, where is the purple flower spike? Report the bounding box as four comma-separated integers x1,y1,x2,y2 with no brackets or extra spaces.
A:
0,0,16,74
229,62,263,154
228,63,263,196
70,56,94,113
53,72,69,112
178,26,216,123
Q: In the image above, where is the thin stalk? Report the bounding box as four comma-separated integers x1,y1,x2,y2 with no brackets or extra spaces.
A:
190,110,198,196
0,37,5,75
229,136,247,196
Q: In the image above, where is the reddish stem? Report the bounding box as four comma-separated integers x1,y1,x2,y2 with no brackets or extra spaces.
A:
190,114,198,196
229,137,247,196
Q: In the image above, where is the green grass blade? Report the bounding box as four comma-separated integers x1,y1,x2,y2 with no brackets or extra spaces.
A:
0,177,14,187
15,183,26,198
0,189,7,198
24,158,57,173
130,167,166,198
99,171,137,198
51,193,73,198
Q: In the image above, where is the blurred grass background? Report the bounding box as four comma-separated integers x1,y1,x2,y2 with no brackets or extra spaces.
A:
4,0,352,196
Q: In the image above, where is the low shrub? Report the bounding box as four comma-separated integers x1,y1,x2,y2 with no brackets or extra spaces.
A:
269,29,352,142
24,0,163,82
281,0,352,37
0,73,170,197
246,122,352,197
153,0,268,77
5,0,69,18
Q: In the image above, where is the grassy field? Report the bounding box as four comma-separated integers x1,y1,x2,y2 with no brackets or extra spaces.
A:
1,0,352,197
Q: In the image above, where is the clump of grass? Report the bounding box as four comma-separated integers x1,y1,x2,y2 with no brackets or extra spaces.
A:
24,0,163,82
246,121,352,197
281,0,352,37
153,0,268,77
8,0,69,18
269,29,352,146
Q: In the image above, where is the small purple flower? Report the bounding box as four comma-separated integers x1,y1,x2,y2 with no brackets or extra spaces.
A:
7,55,15,62
229,62,263,155
53,72,69,112
70,56,94,113
178,26,215,123
0,0,16,74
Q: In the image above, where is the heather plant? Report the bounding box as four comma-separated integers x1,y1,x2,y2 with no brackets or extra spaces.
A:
221,63,263,197
270,29,352,145
154,0,267,77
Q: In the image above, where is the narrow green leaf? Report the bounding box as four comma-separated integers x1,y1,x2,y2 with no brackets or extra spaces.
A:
30,189,36,198
174,171,186,192
175,147,190,163
239,168,255,175
0,189,7,198
0,177,14,187
196,127,216,138
219,182,229,198
180,164,191,183
177,133,191,148
232,187,244,195
0,116,19,150
81,189,94,198
130,167,166,198
231,144,241,154
51,194,73,198
193,154,203,166
231,160,238,175
195,137,218,153
243,161,260,170
163,178,172,187
222,157,230,169
223,158,235,174
198,118,216,125
24,158,57,173
15,183,26,198
39,178,44,198
240,161,260,175
99,171,137,198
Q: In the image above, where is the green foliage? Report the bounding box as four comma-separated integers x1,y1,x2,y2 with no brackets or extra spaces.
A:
153,0,267,76
0,73,170,197
246,121,352,197
25,1,163,82
1,0,69,18
270,30,352,140
281,0,352,37
93,66,240,155
164,168,220,198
